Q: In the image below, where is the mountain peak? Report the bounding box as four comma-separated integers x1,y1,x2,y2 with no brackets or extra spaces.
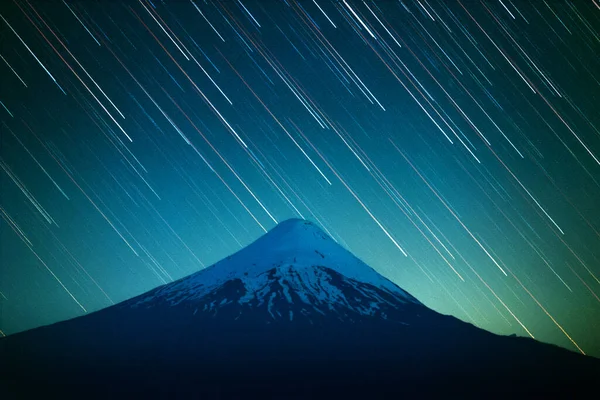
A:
128,218,420,310
247,218,335,255
268,218,321,237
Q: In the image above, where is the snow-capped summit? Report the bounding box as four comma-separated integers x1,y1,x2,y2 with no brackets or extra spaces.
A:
128,218,419,321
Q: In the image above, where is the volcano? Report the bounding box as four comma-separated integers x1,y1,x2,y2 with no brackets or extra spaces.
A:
1,219,598,399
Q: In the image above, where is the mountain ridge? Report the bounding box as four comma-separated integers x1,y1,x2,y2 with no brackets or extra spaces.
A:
1,218,598,399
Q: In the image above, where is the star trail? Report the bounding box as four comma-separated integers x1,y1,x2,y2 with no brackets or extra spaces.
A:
0,0,599,358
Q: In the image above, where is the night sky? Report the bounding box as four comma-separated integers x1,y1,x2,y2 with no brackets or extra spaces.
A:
1,0,599,357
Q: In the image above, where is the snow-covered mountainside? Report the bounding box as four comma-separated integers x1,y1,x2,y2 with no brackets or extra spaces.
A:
126,218,419,321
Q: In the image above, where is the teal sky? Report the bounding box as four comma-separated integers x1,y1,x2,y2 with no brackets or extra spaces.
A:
0,0,599,357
